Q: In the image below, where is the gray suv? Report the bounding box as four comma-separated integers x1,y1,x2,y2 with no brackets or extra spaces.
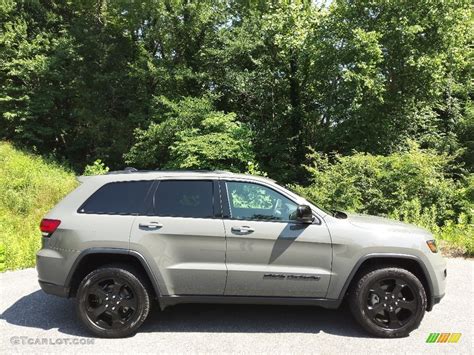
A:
36,170,447,338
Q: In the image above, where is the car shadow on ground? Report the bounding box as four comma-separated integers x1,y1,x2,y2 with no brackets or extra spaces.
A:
1,290,370,338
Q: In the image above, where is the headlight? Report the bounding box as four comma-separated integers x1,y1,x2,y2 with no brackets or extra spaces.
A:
426,239,438,253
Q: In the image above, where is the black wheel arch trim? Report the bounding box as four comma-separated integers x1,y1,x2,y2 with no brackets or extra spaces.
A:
338,253,435,311
65,247,163,299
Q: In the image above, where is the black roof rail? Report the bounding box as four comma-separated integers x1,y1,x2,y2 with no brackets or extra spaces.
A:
106,167,139,175
214,170,232,174
154,169,232,174
106,168,233,175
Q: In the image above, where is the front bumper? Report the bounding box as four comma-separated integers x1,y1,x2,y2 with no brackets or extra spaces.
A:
426,254,447,311
433,293,445,305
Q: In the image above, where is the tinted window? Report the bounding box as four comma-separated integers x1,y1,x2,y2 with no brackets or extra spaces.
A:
226,181,297,221
154,180,214,218
79,181,153,215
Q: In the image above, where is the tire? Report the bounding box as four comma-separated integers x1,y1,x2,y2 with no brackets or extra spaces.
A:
349,267,427,338
76,264,151,338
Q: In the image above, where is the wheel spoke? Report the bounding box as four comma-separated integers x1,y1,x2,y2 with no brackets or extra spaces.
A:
90,285,108,300
392,279,404,297
371,283,386,297
367,302,384,317
111,281,123,295
121,298,136,310
110,311,125,326
90,304,107,320
398,299,416,312
388,310,400,328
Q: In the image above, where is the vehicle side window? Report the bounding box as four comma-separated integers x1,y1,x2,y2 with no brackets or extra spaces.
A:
154,180,214,218
226,181,297,221
78,181,153,215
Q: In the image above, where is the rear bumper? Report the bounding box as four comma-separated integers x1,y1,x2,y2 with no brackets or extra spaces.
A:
38,280,70,298
36,240,79,296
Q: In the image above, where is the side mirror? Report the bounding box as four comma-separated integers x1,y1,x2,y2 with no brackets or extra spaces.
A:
296,204,313,223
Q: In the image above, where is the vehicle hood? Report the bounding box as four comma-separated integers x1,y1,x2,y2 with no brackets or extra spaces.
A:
346,213,432,237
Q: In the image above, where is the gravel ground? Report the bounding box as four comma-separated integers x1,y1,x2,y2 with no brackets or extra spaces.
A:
0,258,472,354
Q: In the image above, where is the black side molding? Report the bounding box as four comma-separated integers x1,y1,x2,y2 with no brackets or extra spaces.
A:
160,295,342,309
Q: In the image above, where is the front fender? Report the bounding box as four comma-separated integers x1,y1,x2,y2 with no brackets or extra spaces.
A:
329,253,434,301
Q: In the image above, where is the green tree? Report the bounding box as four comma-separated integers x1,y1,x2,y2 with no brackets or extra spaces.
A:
304,0,473,157
1,0,228,170
125,96,254,171
1,0,472,179
207,1,320,182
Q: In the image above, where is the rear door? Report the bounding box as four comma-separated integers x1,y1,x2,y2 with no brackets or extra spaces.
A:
130,179,227,296
221,180,332,298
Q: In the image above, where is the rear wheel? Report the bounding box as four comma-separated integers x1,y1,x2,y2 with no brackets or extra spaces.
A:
349,267,427,338
76,264,150,338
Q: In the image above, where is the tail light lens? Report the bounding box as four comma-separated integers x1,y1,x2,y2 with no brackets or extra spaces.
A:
40,219,61,237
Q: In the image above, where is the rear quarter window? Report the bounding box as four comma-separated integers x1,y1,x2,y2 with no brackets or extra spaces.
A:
78,180,154,215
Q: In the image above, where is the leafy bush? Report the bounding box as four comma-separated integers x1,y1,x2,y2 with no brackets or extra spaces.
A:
83,159,110,176
435,214,474,256
125,96,255,171
293,145,466,224
0,142,77,270
292,145,473,256
0,244,5,272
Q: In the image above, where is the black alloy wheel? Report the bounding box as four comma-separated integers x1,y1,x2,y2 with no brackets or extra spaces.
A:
349,267,427,338
76,265,150,338
85,276,139,329
365,277,417,329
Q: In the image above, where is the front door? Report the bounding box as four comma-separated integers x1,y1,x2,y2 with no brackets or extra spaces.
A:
130,179,227,296
221,180,332,298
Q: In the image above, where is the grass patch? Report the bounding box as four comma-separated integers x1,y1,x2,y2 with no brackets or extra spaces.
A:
0,142,77,271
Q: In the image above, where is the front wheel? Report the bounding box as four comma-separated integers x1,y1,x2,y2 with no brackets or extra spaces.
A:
349,267,427,338
76,264,150,338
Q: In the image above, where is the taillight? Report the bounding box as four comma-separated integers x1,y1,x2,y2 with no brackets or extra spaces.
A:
40,219,61,237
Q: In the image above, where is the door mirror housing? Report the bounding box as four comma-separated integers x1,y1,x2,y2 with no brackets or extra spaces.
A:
296,205,313,223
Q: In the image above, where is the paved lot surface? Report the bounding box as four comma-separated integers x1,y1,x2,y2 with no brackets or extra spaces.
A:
0,258,472,354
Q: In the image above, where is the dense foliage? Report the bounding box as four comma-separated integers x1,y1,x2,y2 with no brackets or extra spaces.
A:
292,144,467,224
0,143,77,271
0,1,472,265
1,0,472,180
124,96,254,171
291,146,473,255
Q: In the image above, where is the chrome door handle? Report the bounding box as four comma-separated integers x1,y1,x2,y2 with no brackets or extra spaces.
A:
231,226,254,233
139,222,163,230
